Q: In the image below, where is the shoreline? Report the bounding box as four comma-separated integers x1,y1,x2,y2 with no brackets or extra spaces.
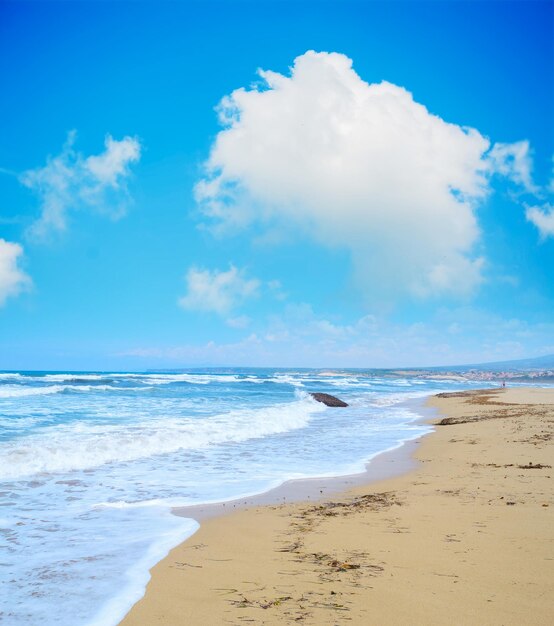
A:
95,398,434,624
88,391,438,626
172,396,435,523
121,387,554,625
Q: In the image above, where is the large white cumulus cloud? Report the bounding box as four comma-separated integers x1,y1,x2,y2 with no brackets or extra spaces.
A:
0,239,30,306
195,51,497,298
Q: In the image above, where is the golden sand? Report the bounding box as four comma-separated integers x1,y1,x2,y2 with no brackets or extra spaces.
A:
121,387,554,625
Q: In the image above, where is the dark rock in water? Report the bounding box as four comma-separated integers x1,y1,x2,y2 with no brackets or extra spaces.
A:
310,392,348,407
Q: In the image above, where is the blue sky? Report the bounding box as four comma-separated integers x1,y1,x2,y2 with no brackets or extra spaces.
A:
0,0,552,370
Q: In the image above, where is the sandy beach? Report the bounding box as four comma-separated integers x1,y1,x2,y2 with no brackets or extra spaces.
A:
121,387,554,625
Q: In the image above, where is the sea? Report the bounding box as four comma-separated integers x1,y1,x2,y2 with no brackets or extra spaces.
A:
0,369,483,625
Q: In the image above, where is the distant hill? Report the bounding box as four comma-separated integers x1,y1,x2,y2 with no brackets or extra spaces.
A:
441,354,554,372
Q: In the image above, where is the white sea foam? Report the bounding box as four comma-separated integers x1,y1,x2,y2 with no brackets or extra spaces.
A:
85,514,199,626
0,415,47,428
113,373,245,385
366,389,434,407
0,396,322,479
0,384,65,398
93,372,253,386
326,376,367,387
43,374,112,382
62,384,137,393
267,374,304,386
95,498,183,509
0,371,311,388
0,383,131,398
0,372,24,380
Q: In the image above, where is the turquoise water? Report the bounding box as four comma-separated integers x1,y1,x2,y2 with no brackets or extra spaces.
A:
0,369,480,625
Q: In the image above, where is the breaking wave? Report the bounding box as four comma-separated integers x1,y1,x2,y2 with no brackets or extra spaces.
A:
0,396,322,479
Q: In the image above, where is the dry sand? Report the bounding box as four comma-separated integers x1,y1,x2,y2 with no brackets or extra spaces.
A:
121,387,554,625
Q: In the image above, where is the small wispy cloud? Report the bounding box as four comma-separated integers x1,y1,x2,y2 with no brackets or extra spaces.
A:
488,140,537,194
178,265,260,315
268,279,287,301
525,203,554,239
0,239,31,306
489,143,554,241
226,315,251,328
21,131,141,240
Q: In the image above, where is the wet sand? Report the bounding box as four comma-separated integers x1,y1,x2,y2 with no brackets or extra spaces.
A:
121,387,554,625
